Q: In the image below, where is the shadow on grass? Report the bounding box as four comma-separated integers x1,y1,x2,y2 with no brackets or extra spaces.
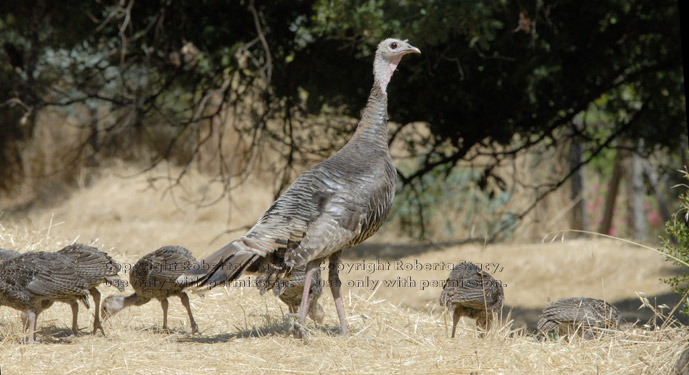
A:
343,240,482,261
5,324,83,344
177,321,341,344
131,325,192,335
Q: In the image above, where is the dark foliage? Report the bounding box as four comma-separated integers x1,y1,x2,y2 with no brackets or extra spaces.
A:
0,0,684,239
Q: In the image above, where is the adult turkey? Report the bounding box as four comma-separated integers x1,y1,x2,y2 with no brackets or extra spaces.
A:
0,251,91,343
439,262,504,338
57,243,125,334
101,245,199,334
537,297,623,339
178,38,420,336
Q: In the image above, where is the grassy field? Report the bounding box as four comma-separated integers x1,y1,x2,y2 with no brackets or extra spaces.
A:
0,162,687,374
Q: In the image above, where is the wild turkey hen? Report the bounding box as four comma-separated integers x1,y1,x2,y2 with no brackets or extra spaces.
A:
537,297,622,338
0,251,90,343
102,246,199,334
57,243,125,335
0,248,20,263
277,266,324,324
439,262,504,338
178,38,420,336
676,346,689,375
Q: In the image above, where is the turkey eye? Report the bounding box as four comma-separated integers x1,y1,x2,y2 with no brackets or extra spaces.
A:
390,42,398,49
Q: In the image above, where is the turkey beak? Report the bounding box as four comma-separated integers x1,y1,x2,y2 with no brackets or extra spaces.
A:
403,42,421,55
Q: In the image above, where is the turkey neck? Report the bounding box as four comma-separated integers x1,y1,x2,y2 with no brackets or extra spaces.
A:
124,293,151,307
348,84,389,152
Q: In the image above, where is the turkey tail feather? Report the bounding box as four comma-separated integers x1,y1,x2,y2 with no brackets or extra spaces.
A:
176,241,260,290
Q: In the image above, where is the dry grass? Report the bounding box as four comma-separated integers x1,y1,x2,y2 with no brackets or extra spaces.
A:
1,162,687,374
0,268,686,374
342,239,675,312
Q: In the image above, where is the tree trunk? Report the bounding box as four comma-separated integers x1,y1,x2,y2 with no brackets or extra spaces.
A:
628,141,645,240
680,136,688,170
643,159,671,224
569,134,587,234
88,103,99,167
599,151,625,235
